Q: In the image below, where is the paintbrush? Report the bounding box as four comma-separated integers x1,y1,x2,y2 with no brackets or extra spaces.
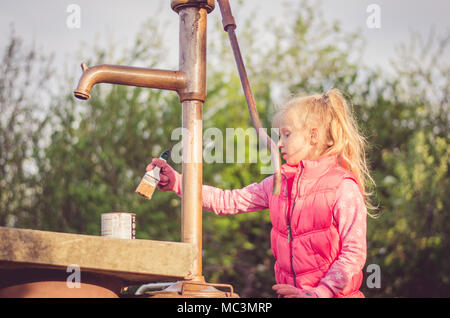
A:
135,150,171,200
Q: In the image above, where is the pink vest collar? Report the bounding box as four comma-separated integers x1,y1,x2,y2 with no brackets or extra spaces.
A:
281,154,339,180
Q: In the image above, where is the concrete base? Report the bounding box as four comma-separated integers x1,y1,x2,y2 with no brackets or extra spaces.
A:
0,226,197,298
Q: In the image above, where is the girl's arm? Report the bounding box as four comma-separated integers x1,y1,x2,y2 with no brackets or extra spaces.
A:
314,178,368,298
200,177,272,215
148,158,272,215
175,173,273,215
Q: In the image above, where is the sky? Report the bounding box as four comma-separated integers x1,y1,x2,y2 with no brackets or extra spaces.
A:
0,0,449,82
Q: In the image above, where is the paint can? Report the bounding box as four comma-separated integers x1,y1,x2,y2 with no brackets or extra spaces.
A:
101,213,136,239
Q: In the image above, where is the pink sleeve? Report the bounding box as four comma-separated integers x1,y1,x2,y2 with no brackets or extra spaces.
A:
314,179,367,298
174,175,271,216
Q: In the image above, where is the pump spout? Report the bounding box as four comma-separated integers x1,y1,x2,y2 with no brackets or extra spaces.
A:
73,63,187,100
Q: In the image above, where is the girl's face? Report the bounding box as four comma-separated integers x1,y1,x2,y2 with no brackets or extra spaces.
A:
277,113,322,165
278,124,311,166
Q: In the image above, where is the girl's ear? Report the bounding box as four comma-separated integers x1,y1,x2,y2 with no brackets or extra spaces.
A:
309,128,319,145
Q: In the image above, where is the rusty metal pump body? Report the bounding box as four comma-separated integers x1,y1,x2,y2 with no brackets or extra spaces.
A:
72,0,281,298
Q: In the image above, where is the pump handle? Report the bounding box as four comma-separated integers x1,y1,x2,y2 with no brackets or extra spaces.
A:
217,0,281,195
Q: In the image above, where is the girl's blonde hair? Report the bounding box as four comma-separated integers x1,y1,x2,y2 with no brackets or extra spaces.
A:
272,88,378,214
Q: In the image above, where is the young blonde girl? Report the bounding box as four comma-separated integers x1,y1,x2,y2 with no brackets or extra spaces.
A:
148,88,376,298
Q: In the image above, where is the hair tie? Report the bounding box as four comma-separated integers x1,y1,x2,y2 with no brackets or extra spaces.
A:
321,93,329,103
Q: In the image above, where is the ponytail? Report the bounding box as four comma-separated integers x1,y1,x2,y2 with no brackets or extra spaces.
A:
322,89,378,216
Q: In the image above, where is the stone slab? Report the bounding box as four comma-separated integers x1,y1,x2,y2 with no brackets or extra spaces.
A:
0,226,196,284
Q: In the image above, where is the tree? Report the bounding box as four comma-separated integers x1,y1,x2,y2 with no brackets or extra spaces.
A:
359,29,449,297
0,28,55,228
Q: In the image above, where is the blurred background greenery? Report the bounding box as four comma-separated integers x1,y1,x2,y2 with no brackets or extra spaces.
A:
0,1,448,297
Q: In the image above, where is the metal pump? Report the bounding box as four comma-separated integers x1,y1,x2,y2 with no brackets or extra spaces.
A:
73,0,280,298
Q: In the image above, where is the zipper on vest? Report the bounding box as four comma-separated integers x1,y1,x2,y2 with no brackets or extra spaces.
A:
285,168,303,288
287,225,293,242
282,174,292,242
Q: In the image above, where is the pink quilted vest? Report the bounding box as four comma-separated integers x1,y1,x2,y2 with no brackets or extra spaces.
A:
269,154,363,297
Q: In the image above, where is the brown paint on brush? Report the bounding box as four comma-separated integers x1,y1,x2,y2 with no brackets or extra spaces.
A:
135,174,158,200
136,150,170,200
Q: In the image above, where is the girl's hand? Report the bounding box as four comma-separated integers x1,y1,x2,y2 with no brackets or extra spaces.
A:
146,158,180,192
272,284,319,298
